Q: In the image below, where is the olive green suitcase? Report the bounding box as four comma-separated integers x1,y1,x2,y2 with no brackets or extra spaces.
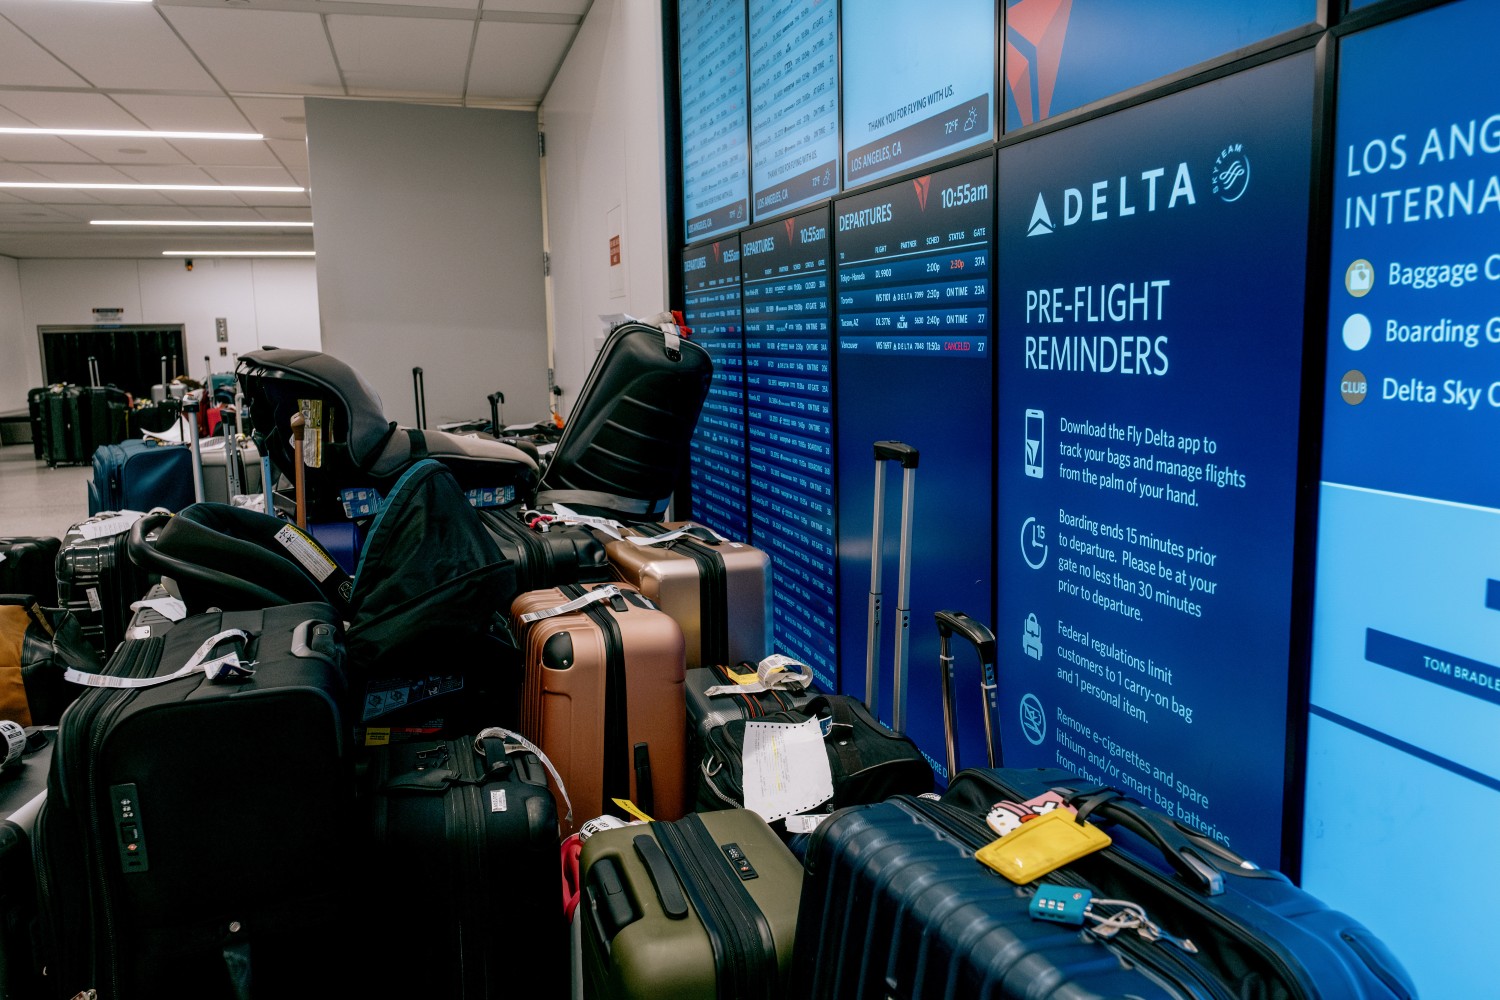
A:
578,809,801,998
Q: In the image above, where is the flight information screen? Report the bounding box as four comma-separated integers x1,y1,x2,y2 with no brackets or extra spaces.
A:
680,0,751,242
834,154,996,779
748,0,840,221
742,208,837,690
683,240,749,540
1303,3,1500,994
840,0,996,190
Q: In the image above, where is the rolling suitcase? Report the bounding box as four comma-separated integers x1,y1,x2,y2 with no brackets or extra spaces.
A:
511,582,687,836
602,520,772,669
791,772,1416,1000
33,602,361,1000
56,512,155,657
536,318,713,521
0,535,62,605
479,506,613,594
39,384,129,467
86,439,195,515
0,727,53,1000
578,808,802,999
361,728,566,999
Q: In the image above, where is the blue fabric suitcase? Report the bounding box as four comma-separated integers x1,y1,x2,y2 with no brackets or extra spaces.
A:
87,439,195,515
791,768,1415,1000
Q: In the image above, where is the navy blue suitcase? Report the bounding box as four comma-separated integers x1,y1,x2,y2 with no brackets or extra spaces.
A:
87,439,195,515
791,768,1415,1000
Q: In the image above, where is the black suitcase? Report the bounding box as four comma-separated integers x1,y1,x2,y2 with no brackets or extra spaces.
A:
0,727,52,1000
56,514,155,657
0,535,62,605
791,771,1416,1000
479,505,613,594
536,319,713,521
361,729,566,999
27,386,48,461
38,384,129,467
33,603,361,1000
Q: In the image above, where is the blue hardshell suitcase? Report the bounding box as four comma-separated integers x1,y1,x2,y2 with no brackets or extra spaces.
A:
791,767,1416,1000
87,439,195,515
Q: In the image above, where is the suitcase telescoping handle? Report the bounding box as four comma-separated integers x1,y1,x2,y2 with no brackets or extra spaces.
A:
290,410,307,529
412,366,427,430
160,354,169,389
182,391,207,504
88,355,101,388
935,610,999,777
488,391,505,438
866,440,919,731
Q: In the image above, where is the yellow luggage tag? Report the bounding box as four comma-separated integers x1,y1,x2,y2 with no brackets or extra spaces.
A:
611,798,655,823
723,662,761,685
975,808,1111,884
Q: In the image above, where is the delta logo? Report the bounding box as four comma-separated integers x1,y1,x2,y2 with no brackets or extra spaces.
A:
1025,145,1249,237
1005,0,1073,127
913,175,932,211
784,218,796,244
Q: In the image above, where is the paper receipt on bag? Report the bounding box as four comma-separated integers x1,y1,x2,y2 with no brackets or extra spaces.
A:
741,717,833,823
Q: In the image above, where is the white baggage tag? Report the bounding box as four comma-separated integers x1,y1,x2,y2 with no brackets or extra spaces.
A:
474,726,574,827
545,504,624,540
623,523,728,547
517,585,621,624
65,628,256,689
705,654,814,697
741,716,833,823
128,595,187,622
76,510,145,541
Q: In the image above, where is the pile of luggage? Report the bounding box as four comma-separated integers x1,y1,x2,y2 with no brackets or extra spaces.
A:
0,317,1415,999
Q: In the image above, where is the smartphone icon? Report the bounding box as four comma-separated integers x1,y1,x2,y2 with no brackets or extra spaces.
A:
1024,409,1044,478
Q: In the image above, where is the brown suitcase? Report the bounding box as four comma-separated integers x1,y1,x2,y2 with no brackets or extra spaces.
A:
602,521,771,670
511,582,688,836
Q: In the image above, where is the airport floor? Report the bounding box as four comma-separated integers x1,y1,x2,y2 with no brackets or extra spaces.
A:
0,444,93,540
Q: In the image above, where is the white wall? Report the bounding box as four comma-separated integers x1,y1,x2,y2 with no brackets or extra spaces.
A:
306,99,548,428
0,257,319,408
0,256,25,413
540,0,669,419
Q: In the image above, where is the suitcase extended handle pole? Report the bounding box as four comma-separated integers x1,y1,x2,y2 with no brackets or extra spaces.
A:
290,411,307,529
488,391,505,438
935,610,1000,775
182,391,206,504
866,440,919,730
412,366,427,430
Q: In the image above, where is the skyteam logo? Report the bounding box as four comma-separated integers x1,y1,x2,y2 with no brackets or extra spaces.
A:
1027,193,1054,236
1212,143,1250,202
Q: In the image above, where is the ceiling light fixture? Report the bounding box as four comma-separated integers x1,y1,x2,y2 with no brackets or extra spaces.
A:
162,251,315,257
0,127,261,140
92,219,313,227
0,182,303,193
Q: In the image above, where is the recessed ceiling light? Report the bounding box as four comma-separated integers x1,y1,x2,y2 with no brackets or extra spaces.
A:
0,127,262,141
0,182,303,193
92,219,313,227
162,250,315,257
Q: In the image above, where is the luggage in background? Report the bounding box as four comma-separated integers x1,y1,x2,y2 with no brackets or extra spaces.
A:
26,387,47,461
0,596,103,727
361,729,566,999
791,770,1417,1000
536,317,712,521
0,535,62,605
36,383,130,467
511,582,687,835
33,603,362,999
86,439,195,515
56,512,155,657
578,809,802,999
200,435,263,504
479,505,612,594
602,520,771,669
0,728,54,1000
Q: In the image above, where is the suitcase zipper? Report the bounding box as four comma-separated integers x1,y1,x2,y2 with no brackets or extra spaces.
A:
559,585,633,809
895,796,1233,1000
636,524,728,666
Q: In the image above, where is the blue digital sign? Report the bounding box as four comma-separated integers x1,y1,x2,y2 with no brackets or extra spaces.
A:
1002,0,1314,132
834,155,995,781
683,240,750,541
840,0,995,190
742,208,837,690
748,0,840,220
1303,2,1500,994
680,0,751,241
996,53,1315,868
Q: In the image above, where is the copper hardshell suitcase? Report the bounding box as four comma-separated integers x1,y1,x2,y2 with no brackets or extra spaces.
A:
511,582,688,835
603,521,771,670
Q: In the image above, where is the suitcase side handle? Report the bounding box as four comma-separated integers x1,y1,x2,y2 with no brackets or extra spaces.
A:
631,835,689,919
1068,786,1227,896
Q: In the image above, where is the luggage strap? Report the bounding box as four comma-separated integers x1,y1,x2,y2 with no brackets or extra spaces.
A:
653,814,777,1000
534,489,670,517
517,584,622,624
381,728,573,827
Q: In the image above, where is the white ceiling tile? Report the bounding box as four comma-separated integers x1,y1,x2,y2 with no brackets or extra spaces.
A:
469,20,575,101
111,94,257,134
159,189,254,207
174,139,282,168
57,137,191,166
161,9,345,97
322,0,479,8
0,134,102,164
0,17,89,88
1,5,218,91
202,165,299,187
0,91,141,130
91,191,175,207
235,98,310,142
5,188,104,205
265,138,309,169
0,165,53,183
237,190,311,209
26,163,136,184
115,164,213,185
483,0,588,15
327,15,472,99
